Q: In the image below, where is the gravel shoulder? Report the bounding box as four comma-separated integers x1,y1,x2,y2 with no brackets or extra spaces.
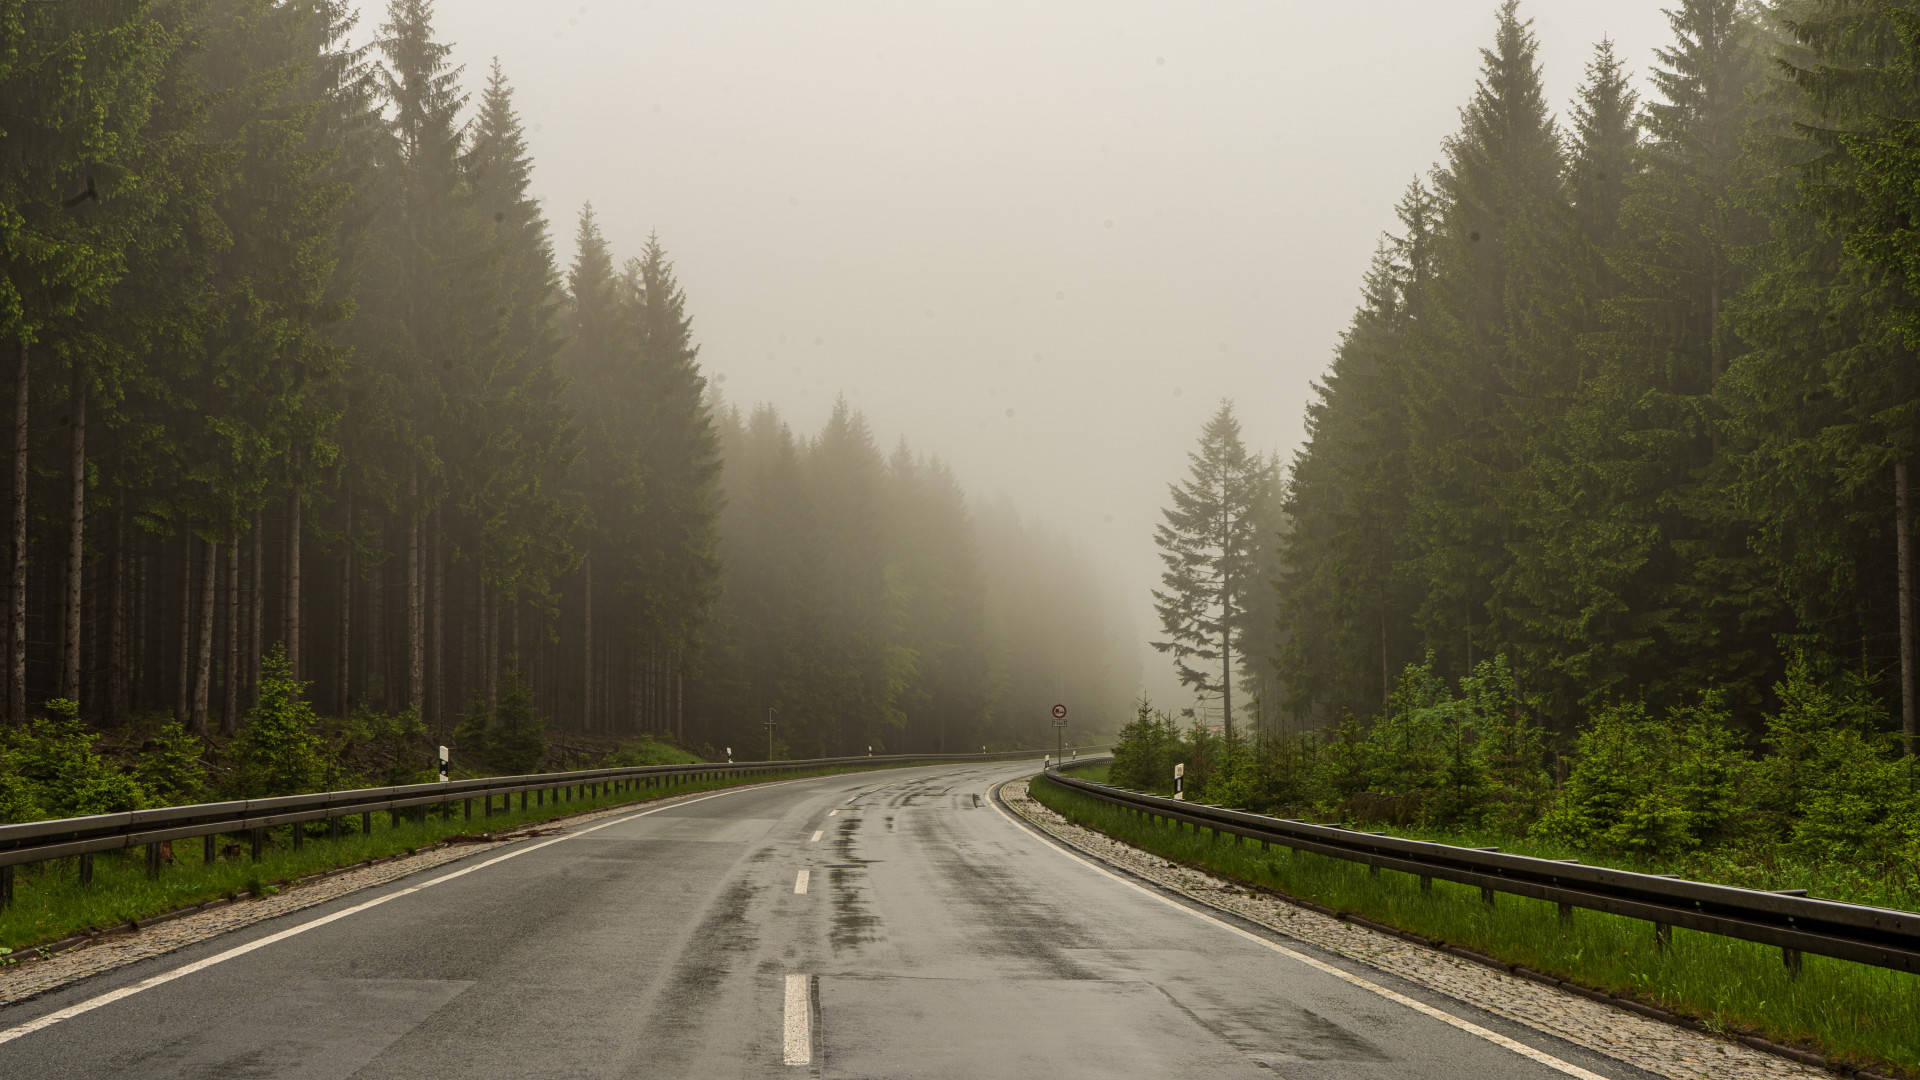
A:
998,778,1827,1080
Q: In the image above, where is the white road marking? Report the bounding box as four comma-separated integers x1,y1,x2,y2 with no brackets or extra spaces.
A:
783,973,811,1065
989,783,1611,1080
827,809,839,816
809,830,823,842
794,869,810,894
0,781,797,1047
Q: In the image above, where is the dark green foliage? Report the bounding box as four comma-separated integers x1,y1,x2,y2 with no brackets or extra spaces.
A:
227,647,331,798
132,720,208,806
486,667,547,776
1107,700,1184,793
4,700,147,818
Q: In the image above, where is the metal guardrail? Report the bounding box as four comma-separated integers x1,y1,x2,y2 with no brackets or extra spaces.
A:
1040,767,1920,976
0,748,1100,906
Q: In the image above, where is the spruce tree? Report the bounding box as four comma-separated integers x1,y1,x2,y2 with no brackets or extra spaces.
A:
1153,401,1271,742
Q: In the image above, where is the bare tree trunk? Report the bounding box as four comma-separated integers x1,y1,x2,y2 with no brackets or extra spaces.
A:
223,528,239,735
481,575,496,712
176,531,193,723
109,505,128,723
337,486,352,716
1899,462,1916,757
10,340,27,724
1380,607,1390,709
249,508,263,705
191,536,216,734
581,554,592,733
61,362,85,704
407,466,423,712
430,507,443,730
285,485,301,678
1220,568,1233,747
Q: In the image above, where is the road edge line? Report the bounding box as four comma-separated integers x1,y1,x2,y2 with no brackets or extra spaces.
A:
0,779,806,1047
986,777,1611,1080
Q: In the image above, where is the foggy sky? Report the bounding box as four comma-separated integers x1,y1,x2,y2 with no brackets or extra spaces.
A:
353,1,1676,709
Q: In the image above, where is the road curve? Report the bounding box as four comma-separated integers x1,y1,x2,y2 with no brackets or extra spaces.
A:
0,762,1650,1079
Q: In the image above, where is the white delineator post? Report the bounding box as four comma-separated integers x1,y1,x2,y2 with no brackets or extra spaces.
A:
1174,763,1185,801
438,745,449,783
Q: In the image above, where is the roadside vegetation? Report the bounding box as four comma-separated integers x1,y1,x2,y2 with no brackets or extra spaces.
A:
1102,652,1920,912
1028,773,1920,1076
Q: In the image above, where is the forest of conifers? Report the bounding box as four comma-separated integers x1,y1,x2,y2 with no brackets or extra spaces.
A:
1276,0,1920,750
0,0,1134,814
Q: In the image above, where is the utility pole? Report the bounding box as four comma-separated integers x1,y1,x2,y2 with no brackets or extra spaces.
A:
766,707,778,761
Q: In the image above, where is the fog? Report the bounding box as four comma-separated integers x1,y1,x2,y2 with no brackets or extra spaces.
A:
360,1,1676,708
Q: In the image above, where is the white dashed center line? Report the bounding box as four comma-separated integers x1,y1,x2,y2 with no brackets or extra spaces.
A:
783,973,811,1064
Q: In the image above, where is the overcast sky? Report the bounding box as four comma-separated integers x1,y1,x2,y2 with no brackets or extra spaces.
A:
354,1,1678,707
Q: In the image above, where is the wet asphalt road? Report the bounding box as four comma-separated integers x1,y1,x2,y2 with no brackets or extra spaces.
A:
0,762,1650,1079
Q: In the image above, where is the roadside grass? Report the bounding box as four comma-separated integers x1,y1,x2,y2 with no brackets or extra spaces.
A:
1026,774,1920,1076
0,760,969,956
1058,761,1110,783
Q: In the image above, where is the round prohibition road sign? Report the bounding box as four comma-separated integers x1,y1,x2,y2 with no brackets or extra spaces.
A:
1051,703,1067,720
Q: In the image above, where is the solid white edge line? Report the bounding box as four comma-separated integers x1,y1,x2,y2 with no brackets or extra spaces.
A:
987,781,1611,1080
0,778,806,1047
782,972,811,1065
794,869,810,894
809,830,823,842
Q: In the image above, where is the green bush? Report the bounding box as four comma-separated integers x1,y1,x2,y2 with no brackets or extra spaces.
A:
227,645,332,798
1532,693,1749,856
132,719,208,806
1108,699,1184,793
8,699,147,818
487,667,547,776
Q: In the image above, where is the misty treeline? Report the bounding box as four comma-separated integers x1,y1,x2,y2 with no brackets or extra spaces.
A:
694,400,1134,759
1278,0,1920,754
0,0,1132,819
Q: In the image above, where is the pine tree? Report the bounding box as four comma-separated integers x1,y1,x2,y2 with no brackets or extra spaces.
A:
1403,0,1567,676
1153,401,1271,742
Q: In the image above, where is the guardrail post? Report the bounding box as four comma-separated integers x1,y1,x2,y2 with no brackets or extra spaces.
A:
520,791,528,810
205,834,216,864
79,852,93,886
463,798,471,820
1654,923,1672,950
1480,885,1495,905
0,865,12,909
361,811,372,836
146,841,162,879
485,794,494,818
250,828,264,861
329,815,340,841
1783,947,1803,976
292,823,304,850
1558,902,1573,921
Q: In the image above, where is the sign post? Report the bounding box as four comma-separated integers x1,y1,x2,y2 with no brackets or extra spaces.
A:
1050,703,1068,767
1174,762,1185,801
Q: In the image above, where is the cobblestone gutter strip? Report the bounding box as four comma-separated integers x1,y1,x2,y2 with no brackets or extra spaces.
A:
999,779,1874,1080
0,791,702,1010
